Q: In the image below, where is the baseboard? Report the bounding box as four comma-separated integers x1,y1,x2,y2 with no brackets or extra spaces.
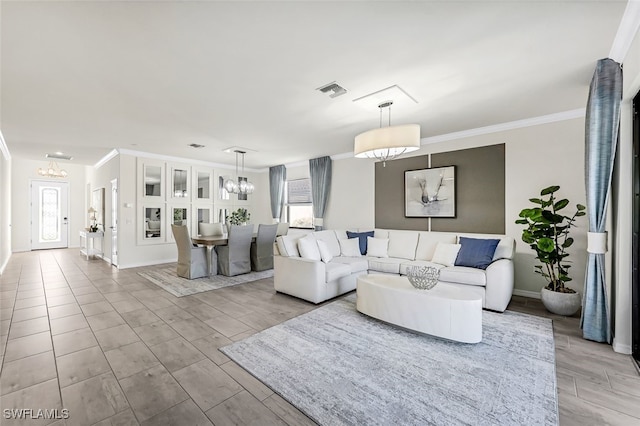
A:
612,339,632,355
0,255,10,275
512,289,541,299
117,258,176,270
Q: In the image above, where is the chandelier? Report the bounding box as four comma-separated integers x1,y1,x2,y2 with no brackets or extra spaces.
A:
354,101,420,167
37,160,68,178
223,150,255,195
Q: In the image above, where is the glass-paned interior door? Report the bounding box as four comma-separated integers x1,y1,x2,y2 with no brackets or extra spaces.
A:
31,181,69,250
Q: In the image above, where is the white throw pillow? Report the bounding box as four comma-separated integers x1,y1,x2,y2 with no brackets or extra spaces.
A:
298,235,321,261
276,235,300,257
316,240,333,263
339,238,362,257
367,237,389,258
431,242,462,267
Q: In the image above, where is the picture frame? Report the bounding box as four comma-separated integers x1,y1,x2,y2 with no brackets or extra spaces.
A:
405,166,456,218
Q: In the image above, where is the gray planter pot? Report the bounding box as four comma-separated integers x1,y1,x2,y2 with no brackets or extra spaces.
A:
540,287,581,316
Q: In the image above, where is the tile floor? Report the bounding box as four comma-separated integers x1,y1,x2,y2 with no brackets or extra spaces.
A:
0,249,638,425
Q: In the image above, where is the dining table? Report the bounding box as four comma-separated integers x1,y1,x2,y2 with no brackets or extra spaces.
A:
192,233,257,276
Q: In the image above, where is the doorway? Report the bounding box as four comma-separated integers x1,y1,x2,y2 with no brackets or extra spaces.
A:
633,90,639,366
31,180,69,250
111,179,118,267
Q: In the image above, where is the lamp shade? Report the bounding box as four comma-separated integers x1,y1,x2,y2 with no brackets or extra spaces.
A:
354,124,421,159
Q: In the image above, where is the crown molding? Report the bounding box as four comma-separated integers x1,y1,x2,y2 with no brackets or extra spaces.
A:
609,0,640,63
421,108,586,145
93,149,119,169
110,148,262,173
0,130,11,161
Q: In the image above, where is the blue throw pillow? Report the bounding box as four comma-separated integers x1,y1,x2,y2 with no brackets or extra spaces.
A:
454,237,500,270
346,231,375,255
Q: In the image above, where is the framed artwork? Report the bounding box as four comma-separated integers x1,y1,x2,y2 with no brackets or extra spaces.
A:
92,188,105,231
405,166,456,218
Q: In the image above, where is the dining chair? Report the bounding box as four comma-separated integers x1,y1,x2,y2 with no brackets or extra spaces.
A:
250,224,278,271
216,224,253,276
171,224,208,279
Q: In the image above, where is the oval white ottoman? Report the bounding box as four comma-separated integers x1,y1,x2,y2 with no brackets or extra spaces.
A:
356,274,482,343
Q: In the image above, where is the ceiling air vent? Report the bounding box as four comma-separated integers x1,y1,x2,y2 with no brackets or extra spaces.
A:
46,153,73,160
188,143,205,148
316,81,347,98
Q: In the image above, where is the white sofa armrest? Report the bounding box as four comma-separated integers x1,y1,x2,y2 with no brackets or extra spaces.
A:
274,255,327,304
484,258,514,312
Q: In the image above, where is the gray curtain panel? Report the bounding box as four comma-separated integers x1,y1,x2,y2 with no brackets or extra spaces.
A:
580,58,622,343
309,156,332,230
269,165,286,222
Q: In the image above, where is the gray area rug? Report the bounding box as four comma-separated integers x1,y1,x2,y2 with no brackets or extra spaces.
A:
138,266,273,297
221,294,558,425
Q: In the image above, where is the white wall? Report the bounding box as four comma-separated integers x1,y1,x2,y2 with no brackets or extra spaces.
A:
11,158,87,252
0,154,11,273
115,153,266,269
282,157,375,231
87,155,119,263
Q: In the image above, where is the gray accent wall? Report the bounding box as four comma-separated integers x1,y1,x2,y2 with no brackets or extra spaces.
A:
375,144,505,234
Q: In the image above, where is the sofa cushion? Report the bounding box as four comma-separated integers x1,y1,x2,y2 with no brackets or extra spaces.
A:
455,237,500,270
276,235,301,257
298,235,321,261
312,230,341,257
325,263,351,282
367,237,389,258
415,232,457,260
431,243,462,267
346,231,375,255
316,240,333,263
374,229,389,239
331,257,369,273
439,266,486,287
366,257,405,274
387,230,419,260
399,260,446,276
339,238,362,257
493,237,516,260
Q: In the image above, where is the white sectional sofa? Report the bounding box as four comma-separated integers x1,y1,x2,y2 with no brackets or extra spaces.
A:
273,229,515,312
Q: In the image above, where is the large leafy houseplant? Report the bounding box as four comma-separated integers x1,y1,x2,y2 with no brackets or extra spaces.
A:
515,185,585,293
226,208,250,226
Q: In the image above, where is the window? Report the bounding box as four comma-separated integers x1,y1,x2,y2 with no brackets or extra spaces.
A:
284,178,314,229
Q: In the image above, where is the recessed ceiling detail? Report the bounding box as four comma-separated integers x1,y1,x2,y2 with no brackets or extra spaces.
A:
316,81,347,98
222,146,257,154
188,143,205,148
352,85,418,112
46,152,73,160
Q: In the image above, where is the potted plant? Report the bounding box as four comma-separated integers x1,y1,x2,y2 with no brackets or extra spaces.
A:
226,208,250,227
515,185,586,316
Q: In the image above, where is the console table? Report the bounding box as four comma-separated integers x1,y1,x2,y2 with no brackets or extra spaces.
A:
79,230,104,260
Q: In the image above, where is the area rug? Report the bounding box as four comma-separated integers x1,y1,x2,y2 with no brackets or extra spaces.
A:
221,294,558,425
137,266,273,297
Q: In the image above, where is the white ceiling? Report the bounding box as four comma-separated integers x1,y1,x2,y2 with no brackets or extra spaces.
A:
0,1,628,168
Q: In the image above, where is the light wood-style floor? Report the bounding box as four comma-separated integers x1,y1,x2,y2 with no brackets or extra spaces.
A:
0,249,638,425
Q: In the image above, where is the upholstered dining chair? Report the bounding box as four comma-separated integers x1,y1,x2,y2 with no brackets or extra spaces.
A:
216,224,253,276
171,224,208,279
250,224,278,271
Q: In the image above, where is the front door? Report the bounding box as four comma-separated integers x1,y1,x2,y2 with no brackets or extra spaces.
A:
31,180,69,250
